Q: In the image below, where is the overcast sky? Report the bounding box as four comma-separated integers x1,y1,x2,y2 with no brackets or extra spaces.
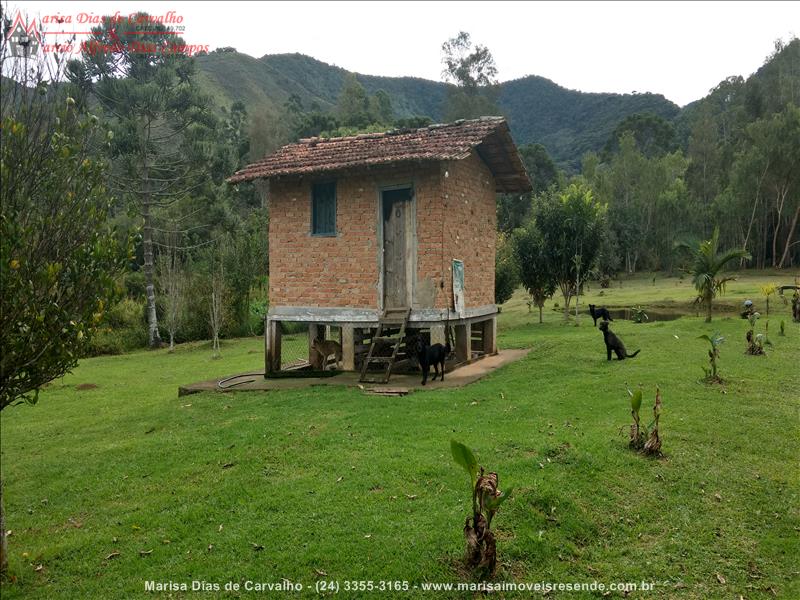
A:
12,1,799,106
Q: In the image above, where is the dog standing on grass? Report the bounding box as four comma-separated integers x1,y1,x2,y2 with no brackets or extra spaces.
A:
414,338,451,385
589,304,613,327
598,320,640,360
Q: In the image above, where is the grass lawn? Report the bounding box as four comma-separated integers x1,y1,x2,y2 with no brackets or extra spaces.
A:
1,272,798,599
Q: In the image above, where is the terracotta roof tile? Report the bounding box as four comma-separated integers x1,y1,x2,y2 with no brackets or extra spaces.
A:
227,116,531,193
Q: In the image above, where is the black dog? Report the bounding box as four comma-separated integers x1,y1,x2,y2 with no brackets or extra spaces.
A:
589,304,613,327
415,339,451,385
599,320,640,360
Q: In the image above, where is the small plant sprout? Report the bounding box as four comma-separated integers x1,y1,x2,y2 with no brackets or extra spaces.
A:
698,333,724,383
450,440,512,579
780,320,785,336
631,305,649,323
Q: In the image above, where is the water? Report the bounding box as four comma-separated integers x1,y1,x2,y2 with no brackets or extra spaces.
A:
604,308,683,322
600,308,737,322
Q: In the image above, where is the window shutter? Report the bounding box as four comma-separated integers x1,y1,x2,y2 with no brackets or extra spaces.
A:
312,182,336,235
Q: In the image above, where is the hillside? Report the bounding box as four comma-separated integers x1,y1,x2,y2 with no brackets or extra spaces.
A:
195,51,679,170
498,76,679,169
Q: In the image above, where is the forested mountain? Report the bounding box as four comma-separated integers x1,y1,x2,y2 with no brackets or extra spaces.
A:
498,76,679,170
195,52,447,125
195,51,678,169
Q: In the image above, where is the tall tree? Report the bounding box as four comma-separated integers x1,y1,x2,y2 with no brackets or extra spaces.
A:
72,14,212,348
369,89,394,125
337,73,371,128
441,31,500,120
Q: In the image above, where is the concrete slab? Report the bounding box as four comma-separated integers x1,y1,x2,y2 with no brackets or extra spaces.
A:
178,348,530,397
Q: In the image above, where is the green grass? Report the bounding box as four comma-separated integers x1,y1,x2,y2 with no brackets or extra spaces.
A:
2,273,799,599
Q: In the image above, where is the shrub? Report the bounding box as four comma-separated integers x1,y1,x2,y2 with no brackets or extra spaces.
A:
631,305,649,323
85,298,147,355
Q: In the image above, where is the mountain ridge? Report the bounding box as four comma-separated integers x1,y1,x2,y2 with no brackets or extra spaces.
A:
195,50,680,169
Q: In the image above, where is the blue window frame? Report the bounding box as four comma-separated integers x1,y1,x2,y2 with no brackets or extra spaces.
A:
311,181,336,236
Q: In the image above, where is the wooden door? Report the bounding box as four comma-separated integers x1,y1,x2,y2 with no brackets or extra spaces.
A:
382,188,412,308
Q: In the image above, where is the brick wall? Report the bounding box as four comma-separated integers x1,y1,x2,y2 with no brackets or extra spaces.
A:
267,154,497,310
439,151,497,308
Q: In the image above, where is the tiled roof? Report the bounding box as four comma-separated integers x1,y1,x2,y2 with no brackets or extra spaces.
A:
228,116,532,193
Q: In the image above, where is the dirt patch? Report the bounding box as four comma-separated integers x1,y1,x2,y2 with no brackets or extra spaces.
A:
75,383,98,391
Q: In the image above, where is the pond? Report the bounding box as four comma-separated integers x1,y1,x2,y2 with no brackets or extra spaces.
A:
602,307,739,322
605,308,682,322
596,306,740,323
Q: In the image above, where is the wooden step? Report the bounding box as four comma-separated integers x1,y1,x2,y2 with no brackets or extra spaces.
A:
365,356,393,363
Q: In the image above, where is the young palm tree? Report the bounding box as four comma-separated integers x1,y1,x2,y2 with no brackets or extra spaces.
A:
678,227,750,322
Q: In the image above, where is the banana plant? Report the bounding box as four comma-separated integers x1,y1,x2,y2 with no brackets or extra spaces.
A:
698,333,724,382
451,440,512,578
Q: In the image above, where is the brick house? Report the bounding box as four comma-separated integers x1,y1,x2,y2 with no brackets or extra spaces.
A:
228,117,531,377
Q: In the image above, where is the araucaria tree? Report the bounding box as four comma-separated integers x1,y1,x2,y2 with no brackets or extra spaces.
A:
70,14,212,347
676,226,750,322
0,46,128,572
533,184,606,320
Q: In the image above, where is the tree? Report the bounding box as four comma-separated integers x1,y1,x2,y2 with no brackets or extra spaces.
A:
534,184,607,320
369,89,394,125
514,222,557,323
441,31,500,120
519,144,561,195
337,73,371,128
157,234,188,352
0,50,129,572
494,233,520,305
73,14,212,348
603,112,677,159
675,226,750,322
497,144,560,233
207,242,227,359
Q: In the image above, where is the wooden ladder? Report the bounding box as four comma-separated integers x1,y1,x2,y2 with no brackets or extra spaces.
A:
359,308,411,384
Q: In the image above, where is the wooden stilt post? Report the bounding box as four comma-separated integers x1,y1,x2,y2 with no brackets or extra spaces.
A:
265,318,282,374
483,316,497,355
455,322,469,363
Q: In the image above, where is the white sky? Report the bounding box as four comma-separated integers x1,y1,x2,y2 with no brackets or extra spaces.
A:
11,1,799,106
